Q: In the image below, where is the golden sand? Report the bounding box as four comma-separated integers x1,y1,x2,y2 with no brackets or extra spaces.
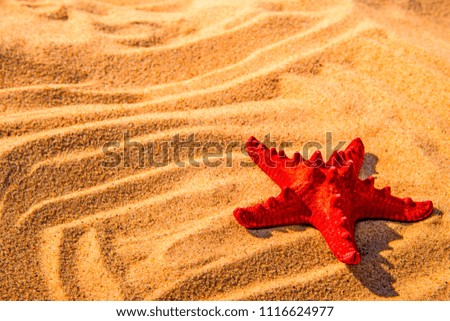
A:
0,0,449,300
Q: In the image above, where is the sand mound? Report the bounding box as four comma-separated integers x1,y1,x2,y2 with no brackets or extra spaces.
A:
0,0,449,300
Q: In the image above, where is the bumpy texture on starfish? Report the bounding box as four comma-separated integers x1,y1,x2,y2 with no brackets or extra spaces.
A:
233,136,433,264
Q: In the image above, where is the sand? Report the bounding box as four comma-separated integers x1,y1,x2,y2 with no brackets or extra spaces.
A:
0,0,449,301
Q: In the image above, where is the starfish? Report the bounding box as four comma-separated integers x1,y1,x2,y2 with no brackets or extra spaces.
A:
233,136,433,264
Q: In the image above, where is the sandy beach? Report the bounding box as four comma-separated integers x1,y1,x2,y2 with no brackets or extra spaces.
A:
0,0,449,300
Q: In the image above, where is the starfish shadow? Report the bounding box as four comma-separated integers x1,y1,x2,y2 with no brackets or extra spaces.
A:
349,207,443,297
359,152,378,179
348,220,401,297
429,207,443,217
247,225,307,239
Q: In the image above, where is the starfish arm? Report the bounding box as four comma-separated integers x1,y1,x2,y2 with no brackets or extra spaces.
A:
326,138,365,174
233,187,311,229
246,136,302,188
344,137,365,172
354,179,434,222
311,207,361,265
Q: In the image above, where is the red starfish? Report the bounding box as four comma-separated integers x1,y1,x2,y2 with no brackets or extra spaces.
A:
233,136,433,264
